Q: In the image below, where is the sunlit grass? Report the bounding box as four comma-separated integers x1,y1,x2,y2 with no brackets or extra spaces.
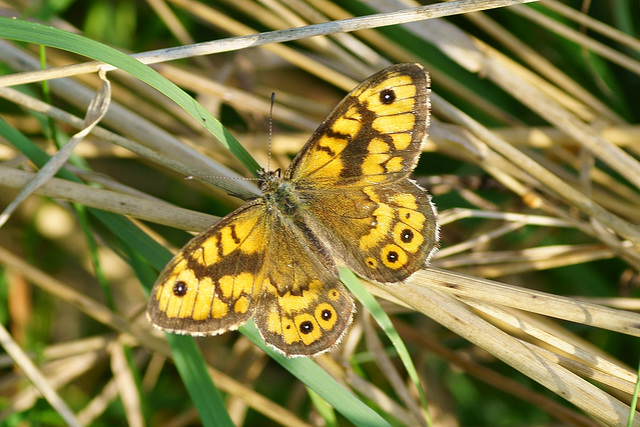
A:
0,1,639,426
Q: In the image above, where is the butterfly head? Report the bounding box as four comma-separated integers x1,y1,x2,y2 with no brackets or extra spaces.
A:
257,168,282,192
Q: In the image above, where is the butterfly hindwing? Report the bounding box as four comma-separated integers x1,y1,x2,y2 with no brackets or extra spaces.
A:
252,207,356,357
301,180,439,284
254,276,354,357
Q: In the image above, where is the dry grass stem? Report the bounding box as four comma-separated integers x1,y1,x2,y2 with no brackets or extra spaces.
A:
0,0,536,88
1,0,638,425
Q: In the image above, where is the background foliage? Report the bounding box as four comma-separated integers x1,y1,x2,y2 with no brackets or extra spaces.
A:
0,0,639,426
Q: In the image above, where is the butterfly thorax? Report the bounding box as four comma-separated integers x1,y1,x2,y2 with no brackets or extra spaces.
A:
258,168,300,216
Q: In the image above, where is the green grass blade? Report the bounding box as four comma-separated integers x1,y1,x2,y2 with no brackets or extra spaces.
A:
0,16,260,175
628,357,640,427
241,321,391,427
167,335,234,427
340,268,431,425
0,116,230,427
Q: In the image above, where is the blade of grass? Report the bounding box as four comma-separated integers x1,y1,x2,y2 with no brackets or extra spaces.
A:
0,116,231,427
629,359,640,427
167,335,234,427
240,321,392,427
0,16,260,175
340,268,431,426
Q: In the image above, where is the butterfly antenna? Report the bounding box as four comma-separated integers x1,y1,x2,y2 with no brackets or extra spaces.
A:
267,92,275,171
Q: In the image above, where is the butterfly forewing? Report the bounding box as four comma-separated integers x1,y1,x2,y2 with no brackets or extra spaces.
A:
147,200,269,335
287,63,430,188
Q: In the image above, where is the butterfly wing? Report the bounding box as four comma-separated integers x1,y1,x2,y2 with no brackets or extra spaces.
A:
147,200,269,335
302,180,438,284
147,199,355,357
286,63,430,188
287,63,437,283
253,211,355,357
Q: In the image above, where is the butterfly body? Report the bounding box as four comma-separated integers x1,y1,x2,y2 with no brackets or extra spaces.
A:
147,63,439,357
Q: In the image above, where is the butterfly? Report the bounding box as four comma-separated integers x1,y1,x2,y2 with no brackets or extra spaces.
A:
147,63,439,357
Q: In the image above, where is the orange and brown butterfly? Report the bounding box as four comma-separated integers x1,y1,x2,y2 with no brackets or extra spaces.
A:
147,63,439,357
